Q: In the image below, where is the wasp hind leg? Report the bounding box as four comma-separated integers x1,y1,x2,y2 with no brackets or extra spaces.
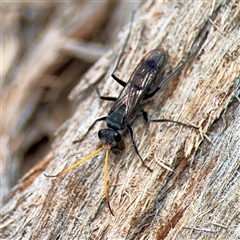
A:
141,110,198,129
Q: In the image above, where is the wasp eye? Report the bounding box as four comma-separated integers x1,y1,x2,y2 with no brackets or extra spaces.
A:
114,131,121,142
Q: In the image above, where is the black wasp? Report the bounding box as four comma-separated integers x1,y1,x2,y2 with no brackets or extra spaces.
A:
45,48,197,215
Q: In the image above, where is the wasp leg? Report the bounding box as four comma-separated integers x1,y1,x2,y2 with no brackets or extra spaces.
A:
73,116,107,144
127,124,153,172
111,74,127,87
96,87,117,102
142,110,198,129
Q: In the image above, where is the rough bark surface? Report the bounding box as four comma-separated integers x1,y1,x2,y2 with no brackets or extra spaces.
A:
1,1,240,240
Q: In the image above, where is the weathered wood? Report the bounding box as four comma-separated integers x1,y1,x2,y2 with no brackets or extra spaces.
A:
1,1,137,197
1,1,240,239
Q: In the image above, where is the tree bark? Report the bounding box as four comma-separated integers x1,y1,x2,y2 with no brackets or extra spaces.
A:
1,1,240,240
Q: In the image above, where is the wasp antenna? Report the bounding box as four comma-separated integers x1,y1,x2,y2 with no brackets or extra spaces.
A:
103,145,115,216
107,200,115,217
44,146,104,178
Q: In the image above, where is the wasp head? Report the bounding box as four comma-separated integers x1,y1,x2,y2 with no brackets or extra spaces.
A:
98,129,121,146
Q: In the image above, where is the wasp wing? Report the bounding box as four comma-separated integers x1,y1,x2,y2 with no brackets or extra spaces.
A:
109,49,165,124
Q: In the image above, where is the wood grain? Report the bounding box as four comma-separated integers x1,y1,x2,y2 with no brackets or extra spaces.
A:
1,1,239,239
